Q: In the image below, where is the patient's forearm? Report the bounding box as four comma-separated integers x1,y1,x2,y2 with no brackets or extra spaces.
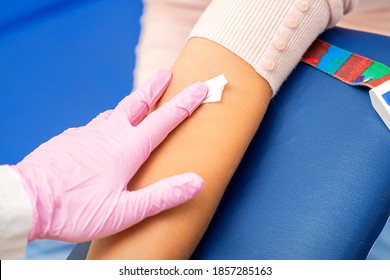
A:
87,38,272,259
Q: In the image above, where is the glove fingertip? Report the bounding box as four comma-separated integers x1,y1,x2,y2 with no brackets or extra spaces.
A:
176,82,208,117
163,172,204,205
139,173,204,216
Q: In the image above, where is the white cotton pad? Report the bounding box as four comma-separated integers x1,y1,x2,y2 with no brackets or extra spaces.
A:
203,74,228,103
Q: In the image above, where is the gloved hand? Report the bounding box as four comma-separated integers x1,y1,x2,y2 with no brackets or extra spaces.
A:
11,69,208,242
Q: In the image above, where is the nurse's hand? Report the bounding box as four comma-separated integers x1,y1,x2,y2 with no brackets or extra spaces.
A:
11,69,208,242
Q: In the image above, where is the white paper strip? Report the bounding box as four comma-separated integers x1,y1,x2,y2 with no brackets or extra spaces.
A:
203,74,228,103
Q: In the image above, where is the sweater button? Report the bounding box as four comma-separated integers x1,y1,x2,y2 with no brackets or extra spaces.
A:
273,37,287,50
284,14,298,29
296,0,310,12
261,57,276,71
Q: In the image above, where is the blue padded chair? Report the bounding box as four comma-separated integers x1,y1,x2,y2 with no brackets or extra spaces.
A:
1,0,389,260
191,28,390,259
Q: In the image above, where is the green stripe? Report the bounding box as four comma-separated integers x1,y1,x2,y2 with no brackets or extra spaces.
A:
360,61,390,82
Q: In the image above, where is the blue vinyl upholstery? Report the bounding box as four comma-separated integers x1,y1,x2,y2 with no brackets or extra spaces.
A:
191,28,390,260
1,1,389,260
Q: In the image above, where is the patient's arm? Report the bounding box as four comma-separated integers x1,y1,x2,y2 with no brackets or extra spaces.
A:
87,37,272,259
86,0,352,259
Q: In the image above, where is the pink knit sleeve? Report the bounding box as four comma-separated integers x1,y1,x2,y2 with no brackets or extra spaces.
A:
134,0,357,94
189,0,357,94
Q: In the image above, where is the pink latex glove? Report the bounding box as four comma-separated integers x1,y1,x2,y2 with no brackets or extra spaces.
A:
11,69,208,242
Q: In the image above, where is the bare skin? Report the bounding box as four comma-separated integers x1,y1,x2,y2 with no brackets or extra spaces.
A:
87,37,272,259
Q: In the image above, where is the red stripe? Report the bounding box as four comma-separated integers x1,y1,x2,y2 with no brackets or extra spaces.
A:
368,74,390,88
302,40,330,67
334,54,373,84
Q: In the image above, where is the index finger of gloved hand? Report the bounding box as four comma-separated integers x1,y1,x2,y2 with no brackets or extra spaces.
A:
113,173,204,230
137,82,208,151
113,69,172,126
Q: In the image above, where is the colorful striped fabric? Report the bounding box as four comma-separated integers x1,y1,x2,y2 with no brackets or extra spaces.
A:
302,40,390,89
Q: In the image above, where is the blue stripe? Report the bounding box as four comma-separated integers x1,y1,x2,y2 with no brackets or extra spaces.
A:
317,45,352,75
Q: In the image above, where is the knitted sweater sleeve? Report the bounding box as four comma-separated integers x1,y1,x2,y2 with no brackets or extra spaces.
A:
135,0,357,94
189,0,357,94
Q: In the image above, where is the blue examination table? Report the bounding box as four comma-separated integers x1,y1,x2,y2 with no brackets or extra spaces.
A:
1,0,389,260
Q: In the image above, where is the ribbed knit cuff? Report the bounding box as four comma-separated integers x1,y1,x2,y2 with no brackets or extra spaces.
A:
189,0,351,95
